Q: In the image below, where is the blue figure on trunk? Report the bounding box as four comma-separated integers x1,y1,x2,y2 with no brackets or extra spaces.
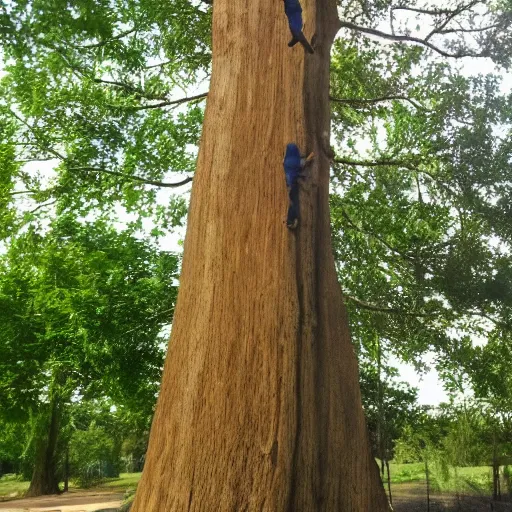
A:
283,0,314,54
283,143,314,230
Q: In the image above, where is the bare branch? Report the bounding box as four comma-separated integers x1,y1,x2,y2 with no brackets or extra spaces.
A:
333,156,459,197
330,94,426,110
8,189,39,196
144,60,173,70
338,20,490,58
391,5,468,16
27,199,57,215
70,166,193,188
334,156,417,168
15,158,55,164
436,22,503,35
424,0,482,41
125,92,208,111
345,294,439,317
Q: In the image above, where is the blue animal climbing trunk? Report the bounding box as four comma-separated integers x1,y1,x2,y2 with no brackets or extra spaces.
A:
283,0,314,53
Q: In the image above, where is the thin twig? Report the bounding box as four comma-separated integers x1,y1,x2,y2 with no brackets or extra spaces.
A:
73,28,137,49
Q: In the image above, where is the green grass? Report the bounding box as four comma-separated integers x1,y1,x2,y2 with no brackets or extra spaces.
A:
383,461,496,495
432,466,493,494
0,472,142,500
0,474,30,499
387,462,426,484
100,472,142,489
0,467,499,500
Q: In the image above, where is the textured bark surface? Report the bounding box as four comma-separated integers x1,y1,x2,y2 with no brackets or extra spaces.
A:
132,0,390,510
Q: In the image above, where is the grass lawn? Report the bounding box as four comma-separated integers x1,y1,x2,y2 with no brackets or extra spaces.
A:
0,475,30,499
387,462,426,484
0,466,500,502
0,472,142,500
385,461,496,495
100,472,142,489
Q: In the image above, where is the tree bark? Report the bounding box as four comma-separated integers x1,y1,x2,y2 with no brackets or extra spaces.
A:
132,0,389,510
386,459,392,506
63,445,69,493
25,398,61,497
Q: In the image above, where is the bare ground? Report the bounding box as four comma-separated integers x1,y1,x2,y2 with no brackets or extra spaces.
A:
392,482,512,511
0,482,511,511
0,490,123,512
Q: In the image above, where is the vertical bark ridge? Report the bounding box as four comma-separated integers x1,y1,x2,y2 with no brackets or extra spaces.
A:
131,0,390,510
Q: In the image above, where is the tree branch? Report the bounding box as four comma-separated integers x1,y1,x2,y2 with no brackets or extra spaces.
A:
436,22,503,35
334,157,417,168
330,94,426,110
70,167,193,188
338,20,490,58
333,156,458,197
8,189,40,196
27,199,57,215
8,109,66,161
144,60,173,70
340,205,414,262
72,28,137,49
391,5,469,16
125,92,208,111
9,110,193,190
345,295,439,317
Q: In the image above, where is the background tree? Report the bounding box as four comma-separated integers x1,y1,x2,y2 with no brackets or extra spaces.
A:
0,215,179,495
359,339,420,504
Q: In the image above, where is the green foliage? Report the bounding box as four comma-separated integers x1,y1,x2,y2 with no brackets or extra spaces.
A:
0,217,179,418
359,351,420,461
1,0,512,496
70,424,119,488
329,28,512,397
0,215,179,489
0,421,27,475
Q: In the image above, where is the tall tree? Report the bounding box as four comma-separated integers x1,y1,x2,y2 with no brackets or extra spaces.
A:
3,0,512,507
131,1,391,510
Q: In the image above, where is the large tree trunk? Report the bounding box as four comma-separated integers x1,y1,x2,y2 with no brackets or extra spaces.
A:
132,0,389,509
26,398,61,497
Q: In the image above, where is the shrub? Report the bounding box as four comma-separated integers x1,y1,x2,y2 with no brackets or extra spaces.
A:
70,425,121,488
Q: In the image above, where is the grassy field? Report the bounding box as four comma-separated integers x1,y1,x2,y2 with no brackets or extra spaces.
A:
0,472,142,500
101,472,142,489
0,465,502,502
386,461,497,495
0,475,30,499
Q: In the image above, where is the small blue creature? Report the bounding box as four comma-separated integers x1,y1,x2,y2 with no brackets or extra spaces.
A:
283,0,314,54
283,143,314,229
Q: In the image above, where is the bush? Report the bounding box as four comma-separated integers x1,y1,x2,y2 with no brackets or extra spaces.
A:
70,425,121,488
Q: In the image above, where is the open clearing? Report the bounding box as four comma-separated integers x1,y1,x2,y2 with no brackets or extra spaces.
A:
1,469,511,511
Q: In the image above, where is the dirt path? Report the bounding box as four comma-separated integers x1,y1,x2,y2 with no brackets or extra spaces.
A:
1,483,511,511
0,490,123,512
392,482,512,511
